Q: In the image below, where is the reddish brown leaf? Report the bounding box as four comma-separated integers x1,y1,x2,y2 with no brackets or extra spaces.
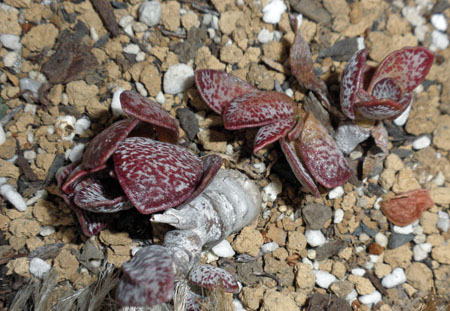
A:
355,93,412,120
380,189,434,226
254,119,295,152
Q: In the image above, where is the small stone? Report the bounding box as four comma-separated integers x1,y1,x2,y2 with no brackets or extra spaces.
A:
430,187,450,205
330,280,354,298
139,0,162,26
0,184,27,211
295,262,315,291
420,211,439,234
161,1,180,31
393,104,411,126
405,262,433,292
262,0,287,24
384,244,413,268
123,44,140,54
388,233,414,249
375,233,388,248
54,248,79,281
374,263,391,278
433,115,450,150
29,257,51,278
412,135,431,150
261,289,297,311
393,224,414,235
334,209,344,224
232,226,264,257
3,51,19,69
39,225,55,236
328,186,344,199
286,231,307,254
261,242,279,254
368,243,384,255
219,11,242,35
99,229,132,245
263,177,282,202
381,267,406,288
413,242,432,261
21,23,58,52
305,229,326,247
266,224,286,246
348,275,375,295
431,30,449,50
431,243,450,264
431,13,448,31
302,204,332,230
392,168,420,193
211,239,235,258
240,284,265,310
384,154,403,171
0,34,21,50
163,63,194,94
314,270,336,289
436,211,449,232
258,28,274,43
359,290,382,306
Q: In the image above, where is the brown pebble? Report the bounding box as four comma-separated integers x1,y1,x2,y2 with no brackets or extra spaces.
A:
368,242,384,255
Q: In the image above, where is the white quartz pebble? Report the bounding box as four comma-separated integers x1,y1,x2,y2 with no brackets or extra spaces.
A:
261,242,279,253
257,28,274,43
393,224,414,234
305,229,326,247
334,209,344,224
123,44,140,54
345,289,358,303
431,30,449,50
29,258,51,278
359,290,382,305
111,88,125,117
413,243,432,261
412,135,431,150
68,144,85,163
375,232,388,248
393,104,411,126
437,211,449,232
0,124,5,146
119,15,134,28
211,239,235,258
40,226,55,236
0,34,21,51
351,268,365,276
139,0,162,26
431,13,448,31
3,51,19,68
381,267,406,288
75,117,91,135
262,0,286,24
163,64,194,94
328,186,344,199
263,177,282,201
313,270,336,289
0,184,27,211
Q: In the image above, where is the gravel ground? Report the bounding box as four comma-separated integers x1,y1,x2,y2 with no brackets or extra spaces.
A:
0,0,449,310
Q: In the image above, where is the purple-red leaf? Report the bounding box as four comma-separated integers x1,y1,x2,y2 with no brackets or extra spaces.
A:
116,245,174,306
120,91,179,141
113,137,203,214
368,46,434,94
189,264,239,293
223,91,297,130
254,119,295,153
280,138,320,197
194,69,258,114
82,119,140,170
355,93,412,120
182,154,222,205
298,112,351,188
371,78,402,101
290,25,329,107
71,203,112,237
340,49,369,119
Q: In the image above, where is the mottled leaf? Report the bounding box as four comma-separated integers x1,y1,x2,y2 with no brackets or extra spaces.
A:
116,245,174,306
280,138,320,197
183,154,223,205
299,112,351,188
194,69,258,114
56,163,78,189
355,93,412,120
368,47,434,94
381,189,434,226
340,49,368,119
290,25,329,108
70,203,112,237
61,163,91,194
254,119,295,152
120,91,179,141
371,78,402,101
223,91,297,130
113,137,203,214
189,264,239,293
82,118,139,170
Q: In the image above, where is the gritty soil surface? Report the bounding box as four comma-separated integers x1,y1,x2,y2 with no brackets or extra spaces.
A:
0,0,449,310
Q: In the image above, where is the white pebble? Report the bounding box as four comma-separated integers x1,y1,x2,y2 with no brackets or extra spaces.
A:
139,0,162,26
432,171,446,187
357,37,365,50
3,51,19,68
23,150,36,161
233,299,246,311
90,259,102,268
381,268,406,288
211,239,235,258
136,51,146,62
155,91,165,105
123,43,140,54
163,64,194,94
119,15,134,28
263,177,282,201
413,242,432,261
393,104,411,126
0,34,21,51
75,117,91,135
359,290,382,305
328,186,344,199
351,268,365,276
261,242,279,253
375,232,388,248
334,209,344,224
345,289,358,303
203,251,219,263
437,211,449,232
111,88,125,117
253,162,266,174
313,270,336,289
307,249,316,260
0,125,5,146
431,30,449,50
393,224,414,234
135,82,148,97
414,24,429,42
26,189,47,206
305,229,326,247
90,27,99,41
0,184,27,211
124,24,134,36
68,144,85,163
402,6,426,26
55,116,76,141
412,135,431,150
39,225,55,236
262,0,287,24
29,258,51,279
368,254,380,264
257,28,274,43
285,88,294,97
431,13,448,31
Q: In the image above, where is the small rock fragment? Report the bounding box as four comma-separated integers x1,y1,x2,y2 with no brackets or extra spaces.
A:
436,211,449,232
0,34,21,51
412,135,431,150
232,227,264,257
359,290,382,306
0,184,27,211
29,257,51,278
305,229,326,247
388,233,414,249
211,240,235,258
412,243,432,261
381,267,406,288
314,270,336,289
163,64,194,94
139,0,162,26
302,204,332,230
328,186,344,199
262,0,287,24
